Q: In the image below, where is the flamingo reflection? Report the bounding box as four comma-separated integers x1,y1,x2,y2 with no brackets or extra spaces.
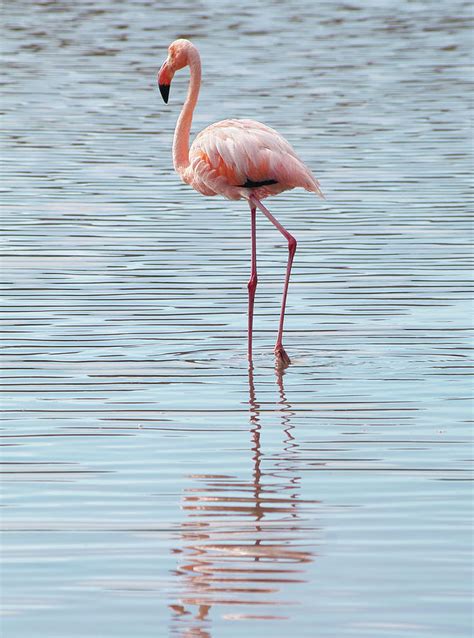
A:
169,365,319,635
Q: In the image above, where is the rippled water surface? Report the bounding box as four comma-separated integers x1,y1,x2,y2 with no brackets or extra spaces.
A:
1,1,473,636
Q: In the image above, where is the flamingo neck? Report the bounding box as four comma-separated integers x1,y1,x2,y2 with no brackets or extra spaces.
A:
173,48,201,174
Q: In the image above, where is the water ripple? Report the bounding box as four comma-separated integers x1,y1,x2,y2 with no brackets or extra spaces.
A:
1,1,472,637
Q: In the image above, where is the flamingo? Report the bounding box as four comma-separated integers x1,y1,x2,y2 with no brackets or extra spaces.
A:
158,39,324,366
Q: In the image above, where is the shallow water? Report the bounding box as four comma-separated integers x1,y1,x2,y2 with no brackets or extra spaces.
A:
1,1,473,636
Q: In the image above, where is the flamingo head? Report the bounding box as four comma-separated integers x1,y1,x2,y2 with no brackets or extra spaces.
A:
158,39,194,104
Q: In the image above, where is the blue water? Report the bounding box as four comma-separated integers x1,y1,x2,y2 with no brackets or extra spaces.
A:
1,1,473,636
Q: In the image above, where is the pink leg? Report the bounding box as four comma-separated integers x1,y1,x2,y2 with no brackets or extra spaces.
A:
247,203,258,362
250,195,296,366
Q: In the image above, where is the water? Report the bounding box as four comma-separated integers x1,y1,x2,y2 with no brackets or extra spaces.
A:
1,1,472,636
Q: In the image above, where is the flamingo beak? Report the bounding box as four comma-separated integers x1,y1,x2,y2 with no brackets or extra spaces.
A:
158,61,172,104
159,83,170,104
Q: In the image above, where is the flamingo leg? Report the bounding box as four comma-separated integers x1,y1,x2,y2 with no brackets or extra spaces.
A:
247,203,258,362
250,195,296,367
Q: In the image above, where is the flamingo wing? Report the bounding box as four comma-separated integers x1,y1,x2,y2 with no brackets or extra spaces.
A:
185,119,323,200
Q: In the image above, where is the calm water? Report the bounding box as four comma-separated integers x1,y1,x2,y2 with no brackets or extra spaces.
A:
1,1,473,636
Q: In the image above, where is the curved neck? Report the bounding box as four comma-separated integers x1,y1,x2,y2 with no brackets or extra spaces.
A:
173,48,201,174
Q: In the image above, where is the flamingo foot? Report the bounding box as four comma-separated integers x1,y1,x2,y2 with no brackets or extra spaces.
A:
274,345,291,368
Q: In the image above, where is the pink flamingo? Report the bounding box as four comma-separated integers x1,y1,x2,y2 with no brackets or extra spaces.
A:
158,39,324,366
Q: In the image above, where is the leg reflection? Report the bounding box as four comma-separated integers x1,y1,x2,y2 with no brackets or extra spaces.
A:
169,366,319,635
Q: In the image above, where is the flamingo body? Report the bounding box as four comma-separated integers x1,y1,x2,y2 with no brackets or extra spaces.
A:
158,39,323,366
185,119,323,201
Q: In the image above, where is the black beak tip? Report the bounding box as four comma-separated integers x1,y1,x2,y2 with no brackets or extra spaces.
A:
159,83,170,104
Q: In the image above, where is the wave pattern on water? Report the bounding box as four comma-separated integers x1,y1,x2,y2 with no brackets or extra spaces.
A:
1,1,473,637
